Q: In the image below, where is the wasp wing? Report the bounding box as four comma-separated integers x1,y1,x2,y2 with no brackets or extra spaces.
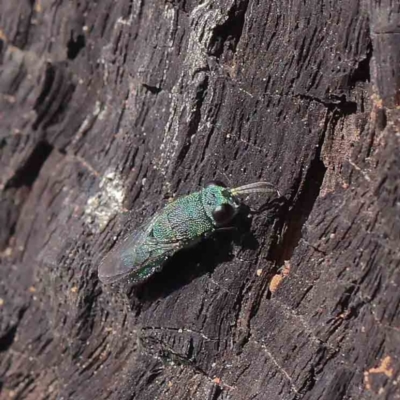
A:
98,215,181,285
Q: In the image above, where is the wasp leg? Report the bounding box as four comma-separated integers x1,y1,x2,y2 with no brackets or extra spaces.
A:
215,226,238,234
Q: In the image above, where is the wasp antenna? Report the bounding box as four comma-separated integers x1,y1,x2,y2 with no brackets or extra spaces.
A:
230,181,278,196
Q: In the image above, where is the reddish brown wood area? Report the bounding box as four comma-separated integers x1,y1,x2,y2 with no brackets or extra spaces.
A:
0,0,399,399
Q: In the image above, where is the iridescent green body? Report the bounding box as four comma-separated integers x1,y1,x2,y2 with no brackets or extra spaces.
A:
98,182,275,285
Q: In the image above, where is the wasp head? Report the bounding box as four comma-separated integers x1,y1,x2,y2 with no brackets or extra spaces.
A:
202,181,277,227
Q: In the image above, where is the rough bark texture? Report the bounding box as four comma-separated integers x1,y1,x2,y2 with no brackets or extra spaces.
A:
0,0,399,399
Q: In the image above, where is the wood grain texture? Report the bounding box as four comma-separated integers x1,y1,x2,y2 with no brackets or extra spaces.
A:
0,0,399,399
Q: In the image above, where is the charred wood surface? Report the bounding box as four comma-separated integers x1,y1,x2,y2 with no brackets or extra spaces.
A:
0,0,399,399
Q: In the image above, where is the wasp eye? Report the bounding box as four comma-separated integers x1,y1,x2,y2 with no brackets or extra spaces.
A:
206,180,226,188
212,203,235,226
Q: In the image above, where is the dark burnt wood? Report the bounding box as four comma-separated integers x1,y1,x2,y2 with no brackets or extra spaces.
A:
1,0,399,399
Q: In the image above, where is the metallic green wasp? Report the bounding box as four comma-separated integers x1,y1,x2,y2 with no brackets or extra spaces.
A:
98,181,277,285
